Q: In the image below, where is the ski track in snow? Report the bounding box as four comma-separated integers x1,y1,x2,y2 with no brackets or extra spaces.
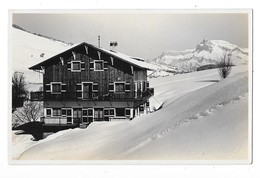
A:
126,94,247,154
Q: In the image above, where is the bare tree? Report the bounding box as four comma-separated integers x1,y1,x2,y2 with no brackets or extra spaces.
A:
12,101,43,128
218,53,232,79
12,72,28,112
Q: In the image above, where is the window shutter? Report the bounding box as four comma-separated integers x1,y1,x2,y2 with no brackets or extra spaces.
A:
80,62,85,71
61,84,66,92
125,83,130,92
109,83,114,92
93,83,98,92
76,83,82,91
67,62,71,71
89,62,94,70
76,83,82,99
46,84,51,92
104,61,108,70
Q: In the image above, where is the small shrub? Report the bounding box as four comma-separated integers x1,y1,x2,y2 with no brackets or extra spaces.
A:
218,53,232,79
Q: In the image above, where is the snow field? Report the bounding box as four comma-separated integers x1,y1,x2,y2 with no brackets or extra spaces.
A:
15,66,249,161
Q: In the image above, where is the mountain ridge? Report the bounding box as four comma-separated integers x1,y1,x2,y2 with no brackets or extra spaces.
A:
151,39,248,74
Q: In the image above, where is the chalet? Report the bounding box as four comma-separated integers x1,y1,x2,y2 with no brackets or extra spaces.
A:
29,42,154,126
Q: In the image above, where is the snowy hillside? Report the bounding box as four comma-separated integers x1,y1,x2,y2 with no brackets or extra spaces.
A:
11,27,73,88
12,65,249,161
151,39,248,72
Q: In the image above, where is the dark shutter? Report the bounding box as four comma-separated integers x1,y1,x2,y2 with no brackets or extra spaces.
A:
125,83,130,92
61,84,66,92
81,62,85,70
109,83,114,92
93,83,98,91
46,84,51,92
67,62,71,70
104,61,108,69
89,62,94,70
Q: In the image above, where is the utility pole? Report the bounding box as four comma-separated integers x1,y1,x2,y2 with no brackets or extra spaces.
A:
98,36,100,47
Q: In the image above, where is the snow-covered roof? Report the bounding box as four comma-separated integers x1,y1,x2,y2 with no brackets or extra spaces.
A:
29,42,156,71
98,47,156,70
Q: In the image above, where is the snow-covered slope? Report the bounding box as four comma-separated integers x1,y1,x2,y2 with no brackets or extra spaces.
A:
13,65,249,161
11,27,72,87
151,39,248,72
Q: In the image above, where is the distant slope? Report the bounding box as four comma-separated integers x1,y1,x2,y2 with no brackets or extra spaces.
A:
11,27,73,88
151,39,248,72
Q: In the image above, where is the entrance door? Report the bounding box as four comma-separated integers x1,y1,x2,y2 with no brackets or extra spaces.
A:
82,83,92,99
73,108,82,125
94,108,104,121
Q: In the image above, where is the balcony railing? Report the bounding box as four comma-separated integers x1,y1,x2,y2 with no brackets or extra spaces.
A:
30,88,154,101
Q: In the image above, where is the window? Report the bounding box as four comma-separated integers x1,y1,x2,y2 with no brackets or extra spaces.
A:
67,117,72,124
72,61,81,71
94,60,104,71
110,109,114,116
88,109,93,116
83,109,88,116
52,83,61,93
115,108,125,117
115,83,125,92
53,108,61,116
67,109,72,116
104,109,109,116
46,108,51,117
62,108,67,116
125,109,131,116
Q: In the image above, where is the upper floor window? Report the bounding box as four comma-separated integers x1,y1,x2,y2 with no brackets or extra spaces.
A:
109,82,130,93
72,61,81,71
68,61,85,72
48,82,66,94
94,60,104,71
90,60,108,71
115,82,125,92
52,83,61,93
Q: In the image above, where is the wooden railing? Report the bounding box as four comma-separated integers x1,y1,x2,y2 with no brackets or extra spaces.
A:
30,88,154,101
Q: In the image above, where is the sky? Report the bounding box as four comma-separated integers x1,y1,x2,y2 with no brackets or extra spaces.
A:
12,11,249,60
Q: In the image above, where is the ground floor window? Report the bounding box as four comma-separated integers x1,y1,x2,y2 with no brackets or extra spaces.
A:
53,108,61,116
115,108,125,117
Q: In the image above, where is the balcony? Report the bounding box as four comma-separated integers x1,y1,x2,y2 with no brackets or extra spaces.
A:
30,91,44,101
30,88,154,102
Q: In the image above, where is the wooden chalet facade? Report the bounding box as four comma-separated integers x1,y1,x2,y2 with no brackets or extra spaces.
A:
29,42,154,126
